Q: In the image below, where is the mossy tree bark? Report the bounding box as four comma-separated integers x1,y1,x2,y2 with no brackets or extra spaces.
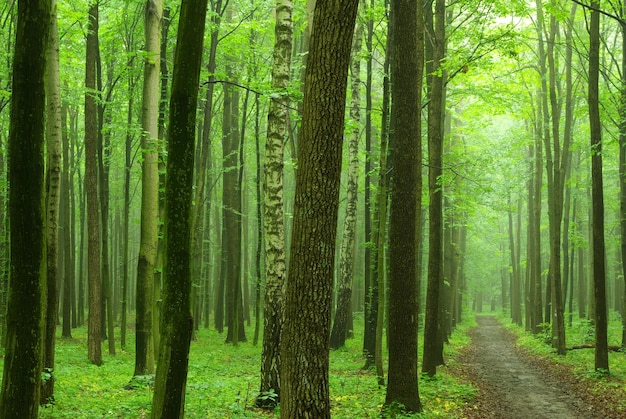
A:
150,0,208,416
384,0,423,412
0,0,49,415
279,0,359,417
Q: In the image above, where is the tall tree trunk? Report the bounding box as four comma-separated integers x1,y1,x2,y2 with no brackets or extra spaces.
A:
619,0,626,348
330,23,362,350
41,0,63,404
362,0,376,367
258,0,292,403
422,0,446,376
374,27,391,386
279,0,359,416
61,103,73,339
589,0,609,373
384,0,423,411
85,1,102,367
0,0,49,415
134,0,161,377
151,0,208,415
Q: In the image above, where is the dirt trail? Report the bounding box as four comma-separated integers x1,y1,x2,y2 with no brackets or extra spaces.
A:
458,316,597,419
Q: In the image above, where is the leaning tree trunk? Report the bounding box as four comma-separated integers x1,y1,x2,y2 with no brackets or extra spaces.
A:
150,0,208,416
330,23,363,350
0,0,49,416
279,0,359,416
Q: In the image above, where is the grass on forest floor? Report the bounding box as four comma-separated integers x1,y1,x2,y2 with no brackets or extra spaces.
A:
0,314,478,418
498,310,626,415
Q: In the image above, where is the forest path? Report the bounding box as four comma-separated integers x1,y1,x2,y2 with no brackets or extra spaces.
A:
456,315,595,419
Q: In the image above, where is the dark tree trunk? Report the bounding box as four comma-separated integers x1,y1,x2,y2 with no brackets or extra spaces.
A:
0,0,49,414
384,0,423,411
589,0,609,372
279,0,359,416
151,0,208,416
422,0,446,376
85,1,102,367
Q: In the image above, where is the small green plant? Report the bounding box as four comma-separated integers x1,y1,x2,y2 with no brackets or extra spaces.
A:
255,388,279,408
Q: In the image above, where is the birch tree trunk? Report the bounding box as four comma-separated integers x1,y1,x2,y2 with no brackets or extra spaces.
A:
258,0,292,404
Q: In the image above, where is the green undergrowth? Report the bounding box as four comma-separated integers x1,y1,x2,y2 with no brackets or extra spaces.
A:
499,311,626,415
0,315,477,418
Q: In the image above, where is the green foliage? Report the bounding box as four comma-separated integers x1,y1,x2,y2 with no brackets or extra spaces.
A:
0,317,480,418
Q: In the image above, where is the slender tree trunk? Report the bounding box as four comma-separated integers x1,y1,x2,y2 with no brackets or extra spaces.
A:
589,0,609,372
151,0,208,415
85,1,102,366
362,0,376,367
422,0,446,376
258,0,292,403
374,28,391,386
41,0,63,403
61,103,73,339
619,0,626,348
134,0,161,377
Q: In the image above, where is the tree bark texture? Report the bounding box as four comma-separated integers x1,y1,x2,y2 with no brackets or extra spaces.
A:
384,0,423,411
259,0,292,402
279,0,359,416
151,0,208,416
0,0,49,416
330,23,362,350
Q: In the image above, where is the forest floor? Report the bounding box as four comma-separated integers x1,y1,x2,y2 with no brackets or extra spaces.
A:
451,315,625,419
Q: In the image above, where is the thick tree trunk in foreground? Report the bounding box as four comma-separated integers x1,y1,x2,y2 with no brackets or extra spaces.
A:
279,1,359,416
151,0,208,416
384,0,423,412
0,0,49,415
330,23,362,350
